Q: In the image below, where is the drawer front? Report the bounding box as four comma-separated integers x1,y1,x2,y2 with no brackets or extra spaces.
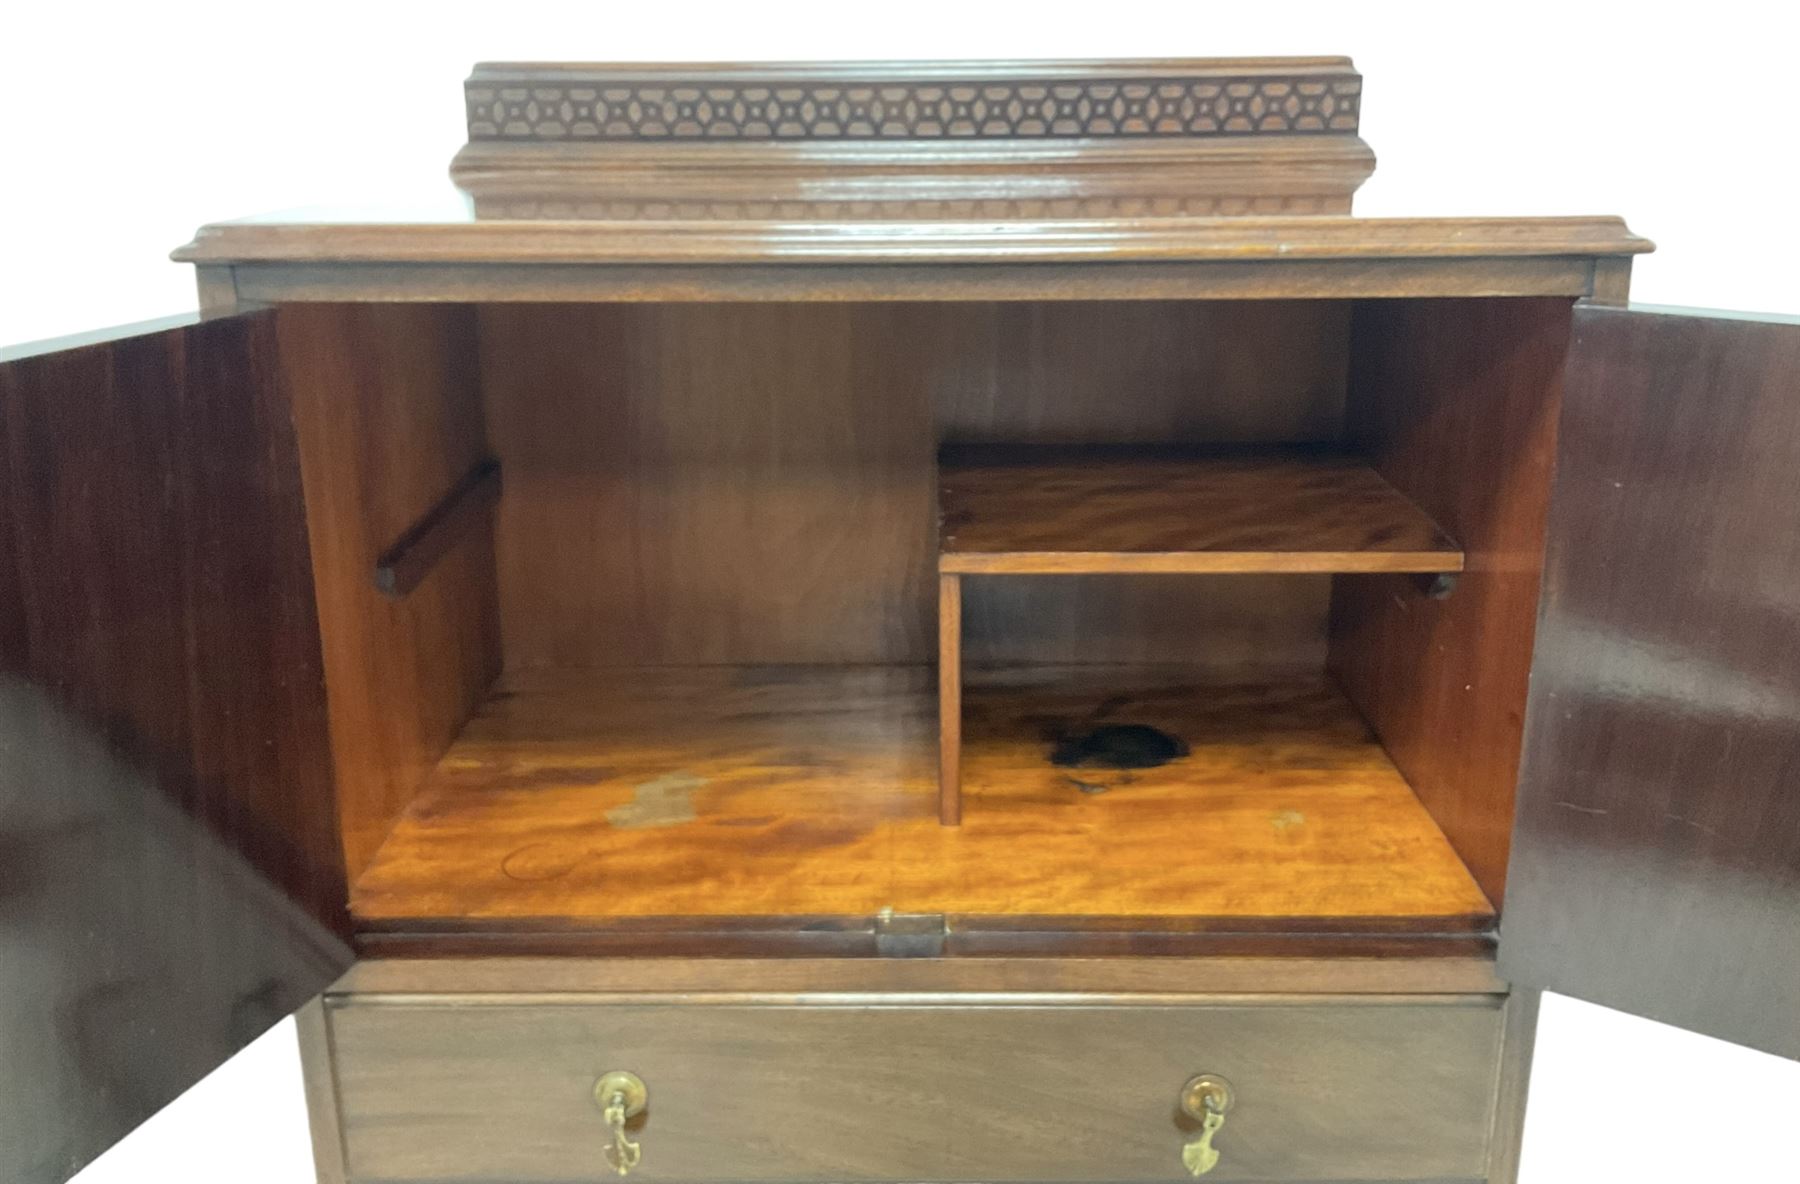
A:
329,997,1503,1183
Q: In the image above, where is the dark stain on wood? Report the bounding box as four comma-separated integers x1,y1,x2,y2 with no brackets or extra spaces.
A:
1050,723,1190,770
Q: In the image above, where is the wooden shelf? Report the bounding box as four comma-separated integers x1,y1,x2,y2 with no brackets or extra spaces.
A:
352,666,1493,943
938,447,1463,575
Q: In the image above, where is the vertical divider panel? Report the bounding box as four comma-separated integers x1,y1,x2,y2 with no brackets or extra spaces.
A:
937,572,963,825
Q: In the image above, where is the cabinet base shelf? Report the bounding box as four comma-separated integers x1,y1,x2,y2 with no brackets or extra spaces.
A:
352,665,1493,950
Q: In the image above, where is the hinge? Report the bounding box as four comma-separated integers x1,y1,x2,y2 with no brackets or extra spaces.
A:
874,909,947,958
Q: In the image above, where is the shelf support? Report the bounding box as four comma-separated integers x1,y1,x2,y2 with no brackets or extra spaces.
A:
1418,571,1460,601
373,460,502,597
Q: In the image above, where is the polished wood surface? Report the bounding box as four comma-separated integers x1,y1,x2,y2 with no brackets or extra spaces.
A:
324,995,1502,1182
296,999,350,1184
175,213,1649,266
1329,298,1573,905
220,254,1630,305
358,927,1497,960
1588,256,1635,306
480,302,928,667
372,459,501,598
0,314,352,1184
333,955,1506,996
279,305,502,879
936,574,962,825
1483,990,1540,1184
350,666,1492,936
479,301,1346,670
4,50,1729,1184
961,574,1329,673
452,58,1373,219
181,213,1649,304
935,443,1461,820
940,446,1462,574
453,141,1380,222
1500,306,1800,1061
933,301,1348,441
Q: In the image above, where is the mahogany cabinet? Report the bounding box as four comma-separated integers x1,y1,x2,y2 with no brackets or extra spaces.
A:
3,58,1796,1184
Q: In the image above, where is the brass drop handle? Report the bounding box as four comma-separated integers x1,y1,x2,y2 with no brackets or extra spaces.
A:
1179,1074,1234,1177
594,1070,648,1176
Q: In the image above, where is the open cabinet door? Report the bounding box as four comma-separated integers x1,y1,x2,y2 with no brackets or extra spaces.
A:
1498,305,1800,1060
0,313,353,1183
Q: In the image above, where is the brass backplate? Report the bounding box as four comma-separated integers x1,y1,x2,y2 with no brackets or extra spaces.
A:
595,1070,648,1117
1180,1073,1234,1119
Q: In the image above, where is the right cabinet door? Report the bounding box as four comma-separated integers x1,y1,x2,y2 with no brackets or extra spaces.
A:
1498,304,1800,1060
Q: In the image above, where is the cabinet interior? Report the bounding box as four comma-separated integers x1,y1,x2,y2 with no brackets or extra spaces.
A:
282,296,1575,951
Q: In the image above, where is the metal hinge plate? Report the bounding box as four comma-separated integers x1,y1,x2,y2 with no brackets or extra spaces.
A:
874,909,947,957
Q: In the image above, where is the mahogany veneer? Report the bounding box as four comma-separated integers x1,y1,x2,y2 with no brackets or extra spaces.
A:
19,51,1800,1184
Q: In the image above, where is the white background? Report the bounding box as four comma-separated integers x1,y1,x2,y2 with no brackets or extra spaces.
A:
3,2,1797,1181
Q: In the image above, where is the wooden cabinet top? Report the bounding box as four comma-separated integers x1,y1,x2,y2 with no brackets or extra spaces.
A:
170,57,1649,302
172,211,1649,304
175,212,1650,266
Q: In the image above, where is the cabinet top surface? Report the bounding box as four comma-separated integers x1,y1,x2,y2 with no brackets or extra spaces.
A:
174,57,1650,285
174,207,1650,266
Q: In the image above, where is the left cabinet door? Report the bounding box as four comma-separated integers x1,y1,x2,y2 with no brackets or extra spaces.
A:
0,312,352,1184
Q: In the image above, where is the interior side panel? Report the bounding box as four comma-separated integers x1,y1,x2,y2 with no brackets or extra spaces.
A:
279,304,502,879
1329,297,1575,906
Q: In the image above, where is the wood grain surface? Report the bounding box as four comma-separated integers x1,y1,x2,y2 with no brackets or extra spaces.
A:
331,954,1506,996
221,255,1624,305
1499,306,1800,1061
1484,990,1540,1184
0,314,352,1184
940,446,1461,574
295,999,349,1184
1329,299,1573,905
350,666,1492,933
372,460,502,598
451,58,1376,220
174,213,1650,265
936,574,962,824
324,995,1503,1182
478,300,1347,670
6,52,1692,1184
278,305,502,879
353,923,1498,961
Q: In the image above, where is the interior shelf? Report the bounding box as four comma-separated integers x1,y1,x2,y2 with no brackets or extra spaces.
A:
938,446,1463,575
352,665,1493,937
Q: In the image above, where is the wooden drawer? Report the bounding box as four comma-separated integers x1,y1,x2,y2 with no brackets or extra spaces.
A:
325,995,1505,1183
